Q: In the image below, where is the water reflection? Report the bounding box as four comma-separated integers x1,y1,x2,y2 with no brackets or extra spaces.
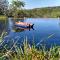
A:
14,27,34,32
0,19,7,35
58,18,60,26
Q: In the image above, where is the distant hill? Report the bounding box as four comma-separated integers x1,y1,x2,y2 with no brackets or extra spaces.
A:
8,6,60,18
23,6,60,18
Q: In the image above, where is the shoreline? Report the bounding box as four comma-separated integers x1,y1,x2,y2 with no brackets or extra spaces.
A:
0,15,7,20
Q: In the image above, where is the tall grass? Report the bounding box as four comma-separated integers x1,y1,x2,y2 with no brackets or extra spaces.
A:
0,34,60,60
0,31,7,43
0,38,60,60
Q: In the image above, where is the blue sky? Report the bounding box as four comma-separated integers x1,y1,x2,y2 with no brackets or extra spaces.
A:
8,0,60,9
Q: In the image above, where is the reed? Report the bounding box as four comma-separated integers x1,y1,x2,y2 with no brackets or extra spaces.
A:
0,34,60,60
0,39,60,60
0,31,7,43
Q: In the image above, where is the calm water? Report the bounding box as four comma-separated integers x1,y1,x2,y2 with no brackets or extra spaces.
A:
0,18,60,48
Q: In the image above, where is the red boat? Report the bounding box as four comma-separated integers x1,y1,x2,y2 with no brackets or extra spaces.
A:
15,21,34,29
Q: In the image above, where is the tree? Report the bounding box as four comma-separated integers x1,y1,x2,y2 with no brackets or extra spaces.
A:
0,0,8,15
12,0,25,9
9,0,25,17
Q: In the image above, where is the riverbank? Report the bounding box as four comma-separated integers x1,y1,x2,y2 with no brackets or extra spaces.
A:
12,17,26,20
0,15,7,20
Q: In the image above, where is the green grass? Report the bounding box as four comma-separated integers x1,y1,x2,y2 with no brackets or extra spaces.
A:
0,34,60,60
0,15,7,20
0,31,7,43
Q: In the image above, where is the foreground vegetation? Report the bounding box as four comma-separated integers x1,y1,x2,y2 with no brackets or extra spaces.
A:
0,33,60,60
0,40,60,60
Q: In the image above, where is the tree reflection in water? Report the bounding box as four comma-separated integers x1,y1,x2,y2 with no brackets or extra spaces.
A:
14,27,34,32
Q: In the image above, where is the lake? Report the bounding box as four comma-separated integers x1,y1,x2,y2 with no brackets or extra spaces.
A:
0,18,60,49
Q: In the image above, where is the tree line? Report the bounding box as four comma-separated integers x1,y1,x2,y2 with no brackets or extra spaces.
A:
0,0,60,18
24,7,60,18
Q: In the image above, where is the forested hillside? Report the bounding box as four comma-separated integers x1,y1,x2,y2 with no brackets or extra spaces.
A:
23,6,60,18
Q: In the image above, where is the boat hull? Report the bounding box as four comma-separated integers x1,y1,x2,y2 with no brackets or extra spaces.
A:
14,24,33,29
